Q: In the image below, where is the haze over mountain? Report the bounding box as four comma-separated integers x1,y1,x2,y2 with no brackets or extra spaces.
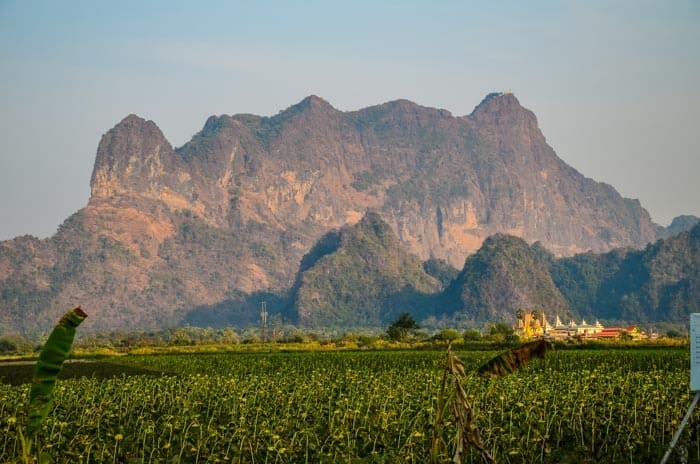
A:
0,93,683,334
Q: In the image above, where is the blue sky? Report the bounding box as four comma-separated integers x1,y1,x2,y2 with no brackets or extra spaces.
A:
1,0,699,240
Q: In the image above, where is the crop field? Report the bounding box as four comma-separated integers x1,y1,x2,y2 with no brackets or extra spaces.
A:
0,348,696,463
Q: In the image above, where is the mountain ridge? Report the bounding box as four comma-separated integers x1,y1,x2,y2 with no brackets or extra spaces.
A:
0,92,673,334
288,214,699,328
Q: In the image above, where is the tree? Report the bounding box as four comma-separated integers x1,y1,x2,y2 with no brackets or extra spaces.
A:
433,329,460,342
0,337,18,353
618,330,633,342
221,327,240,345
462,329,482,341
485,322,519,344
387,312,419,341
0,334,35,353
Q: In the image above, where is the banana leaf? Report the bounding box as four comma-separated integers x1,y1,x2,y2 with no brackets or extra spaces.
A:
27,307,87,435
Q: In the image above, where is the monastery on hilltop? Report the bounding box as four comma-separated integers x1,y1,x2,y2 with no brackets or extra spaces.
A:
515,311,648,341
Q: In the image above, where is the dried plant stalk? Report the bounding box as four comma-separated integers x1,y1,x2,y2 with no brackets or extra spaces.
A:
432,345,495,464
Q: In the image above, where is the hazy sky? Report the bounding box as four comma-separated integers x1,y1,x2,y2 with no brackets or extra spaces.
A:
1,1,698,240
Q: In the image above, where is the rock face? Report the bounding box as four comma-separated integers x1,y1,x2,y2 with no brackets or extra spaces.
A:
0,93,661,333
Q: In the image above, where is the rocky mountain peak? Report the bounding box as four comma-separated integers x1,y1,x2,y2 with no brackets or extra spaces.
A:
668,215,700,236
109,114,168,143
654,214,699,240
300,94,334,110
472,91,521,111
175,114,242,162
368,98,453,118
468,91,538,128
90,114,172,199
273,95,337,121
382,98,420,111
202,114,234,133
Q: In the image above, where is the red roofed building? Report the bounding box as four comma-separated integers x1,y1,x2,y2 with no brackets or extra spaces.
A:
594,328,625,339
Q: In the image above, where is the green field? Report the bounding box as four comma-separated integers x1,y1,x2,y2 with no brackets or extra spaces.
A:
0,349,695,463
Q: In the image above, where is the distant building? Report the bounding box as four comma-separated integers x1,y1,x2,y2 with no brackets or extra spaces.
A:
595,327,625,339
515,311,647,341
516,311,550,338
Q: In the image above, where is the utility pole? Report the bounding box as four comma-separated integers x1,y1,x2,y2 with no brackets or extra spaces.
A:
260,301,268,343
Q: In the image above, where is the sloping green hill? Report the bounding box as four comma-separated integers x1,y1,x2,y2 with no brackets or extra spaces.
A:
446,234,572,324
552,223,700,322
292,212,441,327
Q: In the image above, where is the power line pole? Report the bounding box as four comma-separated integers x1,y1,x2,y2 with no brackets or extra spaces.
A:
260,301,268,343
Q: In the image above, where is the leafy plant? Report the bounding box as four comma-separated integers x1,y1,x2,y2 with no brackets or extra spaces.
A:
20,307,87,463
431,344,494,464
433,340,553,463
0,348,694,462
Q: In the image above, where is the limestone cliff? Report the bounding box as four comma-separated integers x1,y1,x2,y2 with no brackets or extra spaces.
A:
0,93,661,333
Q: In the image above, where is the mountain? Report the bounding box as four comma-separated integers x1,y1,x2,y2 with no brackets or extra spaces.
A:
0,93,662,334
289,221,698,328
444,235,573,324
551,222,700,322
656,215,700,239
290,212,440,327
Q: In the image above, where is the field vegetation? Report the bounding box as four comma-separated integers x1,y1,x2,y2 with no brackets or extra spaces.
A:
0,346,696,463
